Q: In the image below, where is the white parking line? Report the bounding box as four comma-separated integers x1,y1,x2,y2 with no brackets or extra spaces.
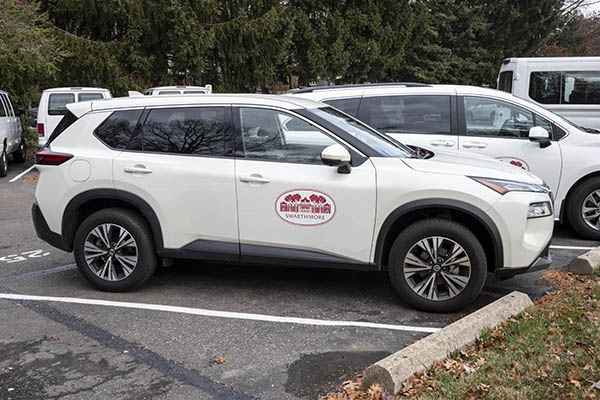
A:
0,293,440,333
550,245,596,251
9,165,36,183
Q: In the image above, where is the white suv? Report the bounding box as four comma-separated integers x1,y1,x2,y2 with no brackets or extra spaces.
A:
291,84,600,240
0,90,26,177
32,94,553,312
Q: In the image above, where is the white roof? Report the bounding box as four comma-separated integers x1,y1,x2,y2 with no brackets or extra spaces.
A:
66,94,327,118
504,56,600,63
42,87,111,93
146,86,210,91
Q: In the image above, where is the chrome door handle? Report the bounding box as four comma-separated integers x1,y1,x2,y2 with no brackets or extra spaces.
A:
462,142,488,149
124,165,153,174
430,140,455,147
240,175,270,184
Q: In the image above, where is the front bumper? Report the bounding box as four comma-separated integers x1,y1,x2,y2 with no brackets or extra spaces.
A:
495,242,552,280
32,202,70,252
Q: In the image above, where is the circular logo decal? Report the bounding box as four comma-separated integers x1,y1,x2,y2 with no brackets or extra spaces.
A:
495,156,530,171
276,189,336,226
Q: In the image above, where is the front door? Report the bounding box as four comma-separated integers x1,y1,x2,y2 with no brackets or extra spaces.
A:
234,107,377,264
458,95,562,194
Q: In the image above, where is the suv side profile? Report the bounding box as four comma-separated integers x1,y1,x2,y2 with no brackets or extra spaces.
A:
0,90,26,177
291,84,600,240
33,95,553,312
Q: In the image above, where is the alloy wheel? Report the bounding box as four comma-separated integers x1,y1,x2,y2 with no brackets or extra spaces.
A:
84,223,138,281
403,236,471,301
582,189,600,231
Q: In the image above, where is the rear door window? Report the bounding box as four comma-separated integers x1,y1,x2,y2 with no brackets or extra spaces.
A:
323,98,361,117
48,93,75,116
498,71,513,93
78,93,104,102
142,107,230,156
0,95,7,117
365,95,452,134
1,94,14,116
158,91,181,95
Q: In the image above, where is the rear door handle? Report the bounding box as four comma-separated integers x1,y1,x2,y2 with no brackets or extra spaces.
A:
430,140,455,147
124,165,153,174
462,141,488,149
240,175,270,184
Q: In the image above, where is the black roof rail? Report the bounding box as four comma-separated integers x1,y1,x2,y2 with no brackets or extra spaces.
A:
287,82,431,94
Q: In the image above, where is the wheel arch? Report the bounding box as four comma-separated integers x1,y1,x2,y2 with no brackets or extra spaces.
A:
374,199,503,273
61,189,164,253
561,170,600,223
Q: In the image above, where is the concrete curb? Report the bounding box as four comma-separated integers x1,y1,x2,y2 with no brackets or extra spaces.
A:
362,291,533,393
566,246,600,275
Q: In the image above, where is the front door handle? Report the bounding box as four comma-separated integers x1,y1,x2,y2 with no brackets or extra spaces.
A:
240,174,270,184
462,141,488,149
430,140,455,147
124,165,153,174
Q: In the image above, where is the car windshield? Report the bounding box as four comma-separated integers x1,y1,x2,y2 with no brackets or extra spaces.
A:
307,107,415,157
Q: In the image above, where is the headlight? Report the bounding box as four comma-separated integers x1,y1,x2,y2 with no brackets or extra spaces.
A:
528,202,552,218
470,177,552,195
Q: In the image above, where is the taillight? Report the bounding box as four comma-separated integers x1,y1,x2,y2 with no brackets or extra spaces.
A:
37,123,45,136
35,148,73,166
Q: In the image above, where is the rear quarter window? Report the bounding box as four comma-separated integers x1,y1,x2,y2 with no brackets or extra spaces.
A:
94,110,143,150
323,98,361,117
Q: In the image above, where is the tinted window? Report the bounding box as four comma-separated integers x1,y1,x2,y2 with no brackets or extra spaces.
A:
183,90,207,94
530,71,600,104
143,107,228,155
239,108,337,164
498,71,513,93
464,97,552,139
367,95,451,135
0,95,7,117
78,93,104,102
95,110,143,150
158,91,181,95
323,98,361,117
563,71,600,104
1,94,14,116
48,93,75,116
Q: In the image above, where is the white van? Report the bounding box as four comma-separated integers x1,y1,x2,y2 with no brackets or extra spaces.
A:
37,87,111,147
143,85,212,96
497,57,600,130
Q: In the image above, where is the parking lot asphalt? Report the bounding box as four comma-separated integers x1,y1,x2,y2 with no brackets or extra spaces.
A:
1,162,598,399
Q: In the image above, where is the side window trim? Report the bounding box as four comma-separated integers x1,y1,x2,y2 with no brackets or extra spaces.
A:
0,94,8,117
3,94,14,117
137,105,234,158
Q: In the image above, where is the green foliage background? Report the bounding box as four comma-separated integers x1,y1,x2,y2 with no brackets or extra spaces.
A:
0,0,587,106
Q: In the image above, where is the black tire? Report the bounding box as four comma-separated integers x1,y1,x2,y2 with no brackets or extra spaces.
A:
12,140,26,163
73,208,158,291
566,177,600,240
388,218,487,312
0,149,7,177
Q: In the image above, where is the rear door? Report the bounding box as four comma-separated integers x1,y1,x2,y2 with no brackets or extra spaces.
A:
46,93,75,137
458,95,562,194
111,105,239,257
0,95,9,152
358,95,458,150
2,94,19,151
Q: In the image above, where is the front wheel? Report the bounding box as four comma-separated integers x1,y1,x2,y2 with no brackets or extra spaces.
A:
0,149,7,177
388,218,487,312
73,208,158,291
567,177,600,240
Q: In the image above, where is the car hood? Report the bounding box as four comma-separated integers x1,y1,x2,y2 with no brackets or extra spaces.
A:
402,149,544,184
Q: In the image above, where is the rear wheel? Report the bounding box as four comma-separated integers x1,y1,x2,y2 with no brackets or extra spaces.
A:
567,177,600,240
73,208,158,291
0,149,7,177
388,218,487,312
12,141,26,163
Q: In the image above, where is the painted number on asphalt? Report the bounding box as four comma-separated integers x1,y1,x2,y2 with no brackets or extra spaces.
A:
0,250,51,264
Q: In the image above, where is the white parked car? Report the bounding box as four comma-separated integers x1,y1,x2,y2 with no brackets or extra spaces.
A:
37,87,112,147
497,57,600,130
0,90,26,177
290,83,600,240
143,85,213,96
32,94,553,311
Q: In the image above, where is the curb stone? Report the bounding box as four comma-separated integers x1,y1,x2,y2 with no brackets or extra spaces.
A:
566,246,600,275
362,291,533,394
